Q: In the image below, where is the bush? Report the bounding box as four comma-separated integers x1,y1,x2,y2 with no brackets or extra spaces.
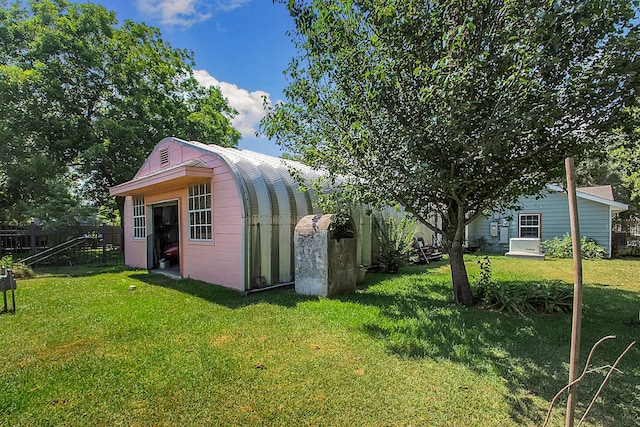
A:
0,255,35,278
543,233,607,260
478,280,573,316
374,213,417,273
475,256,573,315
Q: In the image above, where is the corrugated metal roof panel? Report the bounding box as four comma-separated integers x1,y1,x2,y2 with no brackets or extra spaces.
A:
169,138,321,290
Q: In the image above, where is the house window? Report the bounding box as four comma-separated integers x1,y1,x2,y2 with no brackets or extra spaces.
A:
132,197,146,239
188,183,212,241
160,148,169,166
519,214,541,238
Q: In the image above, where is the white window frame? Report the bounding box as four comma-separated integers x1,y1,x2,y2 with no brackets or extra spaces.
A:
188,183,212,241
132,197,146,239
518,213,541,239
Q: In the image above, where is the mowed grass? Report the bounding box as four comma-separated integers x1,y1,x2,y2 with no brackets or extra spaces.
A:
0,258,638,426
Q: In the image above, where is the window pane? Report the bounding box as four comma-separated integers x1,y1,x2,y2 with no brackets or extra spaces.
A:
132,197,146,239
187,183,212,241
519,214,540,238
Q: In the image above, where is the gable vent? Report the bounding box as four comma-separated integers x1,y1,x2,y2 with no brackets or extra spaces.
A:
160,148,169,166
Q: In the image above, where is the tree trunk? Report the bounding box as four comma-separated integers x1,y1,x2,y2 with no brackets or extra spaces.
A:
449,242,475,305
447,206,475,305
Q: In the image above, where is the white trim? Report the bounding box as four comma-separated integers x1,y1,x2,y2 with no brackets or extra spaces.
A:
188,182,212,242
546,184,628,212
608,206,613,258
518,213,541,239
132,197,146,239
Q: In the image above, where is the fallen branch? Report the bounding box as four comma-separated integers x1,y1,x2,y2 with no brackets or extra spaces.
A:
543,336,636,427
577,340,636,427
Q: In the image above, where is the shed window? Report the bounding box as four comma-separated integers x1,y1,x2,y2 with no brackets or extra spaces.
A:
132,197,146,239
188,183,212,241
519,214,541,238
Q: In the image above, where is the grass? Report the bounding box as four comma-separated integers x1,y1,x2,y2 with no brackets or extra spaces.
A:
0,257,638,426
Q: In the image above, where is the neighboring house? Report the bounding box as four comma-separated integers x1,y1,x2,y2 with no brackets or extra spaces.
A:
466,185,628,258
110,137,435,292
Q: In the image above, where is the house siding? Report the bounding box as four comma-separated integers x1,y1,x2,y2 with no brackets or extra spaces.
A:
468,190,614,256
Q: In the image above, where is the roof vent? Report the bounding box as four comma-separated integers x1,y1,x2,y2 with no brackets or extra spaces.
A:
160,148,169,166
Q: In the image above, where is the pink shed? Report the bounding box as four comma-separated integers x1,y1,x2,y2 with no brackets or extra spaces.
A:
110,137,323,292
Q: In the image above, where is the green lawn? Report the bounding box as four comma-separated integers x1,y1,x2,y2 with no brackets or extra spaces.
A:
1,257,638,426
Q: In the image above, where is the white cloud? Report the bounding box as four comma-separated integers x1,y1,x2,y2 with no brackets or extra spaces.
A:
136,0,252,28
137,0,210,27
215,0,252,12
135,0,233,28
193,69,271,139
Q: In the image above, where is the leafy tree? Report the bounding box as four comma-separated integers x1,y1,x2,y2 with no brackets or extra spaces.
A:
612,105,640,207
574,102,640,220
0,0,240,224
262,0,639,305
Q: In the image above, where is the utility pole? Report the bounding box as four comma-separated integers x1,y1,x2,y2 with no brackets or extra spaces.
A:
565,157,583,427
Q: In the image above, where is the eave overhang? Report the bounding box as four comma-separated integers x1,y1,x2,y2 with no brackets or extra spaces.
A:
546,184,628,213
109,164,213,197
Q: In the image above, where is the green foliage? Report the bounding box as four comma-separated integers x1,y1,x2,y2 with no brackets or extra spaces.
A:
616,244,640,257
480,280,574,316
264,0,639,305
373,212,417,273
0,255,34,278
543,233,608,260
574,104,640,221
476,256,493,290
475,256,573,315
610,111,640,216
0,0,241,222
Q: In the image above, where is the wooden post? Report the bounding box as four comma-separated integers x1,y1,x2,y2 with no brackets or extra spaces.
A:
565,157,583,427
30,222,37,256
102,223,107,264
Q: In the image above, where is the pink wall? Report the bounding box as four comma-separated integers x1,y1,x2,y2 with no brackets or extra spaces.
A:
123,196,148,269
121,140,245,290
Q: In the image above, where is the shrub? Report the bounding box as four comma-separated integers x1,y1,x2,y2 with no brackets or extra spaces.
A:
543,233,607,260
478,280,573,316
0,255,35,278
475,256,573,315
374,213,417,273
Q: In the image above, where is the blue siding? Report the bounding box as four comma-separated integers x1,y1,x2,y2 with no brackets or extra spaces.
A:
467,190,612,255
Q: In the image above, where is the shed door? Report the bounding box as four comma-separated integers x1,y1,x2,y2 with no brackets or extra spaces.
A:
148,201,179,269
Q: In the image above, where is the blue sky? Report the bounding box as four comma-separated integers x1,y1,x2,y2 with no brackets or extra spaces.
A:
85,0,297,157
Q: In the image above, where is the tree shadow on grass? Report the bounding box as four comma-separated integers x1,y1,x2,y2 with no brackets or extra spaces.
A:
32,264,132,278
132,264,638,425
342,271,640,426
130,272,316,309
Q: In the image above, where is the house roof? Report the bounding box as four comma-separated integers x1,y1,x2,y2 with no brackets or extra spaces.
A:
577,185,615,201
547,184,628,213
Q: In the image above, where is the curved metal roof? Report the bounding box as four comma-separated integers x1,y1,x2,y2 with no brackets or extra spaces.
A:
169,137,323,290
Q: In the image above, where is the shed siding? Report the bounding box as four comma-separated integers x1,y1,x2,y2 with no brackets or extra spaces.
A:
134,142,219,179
123,196,148,269
116,137,432,291
122,140,244,289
